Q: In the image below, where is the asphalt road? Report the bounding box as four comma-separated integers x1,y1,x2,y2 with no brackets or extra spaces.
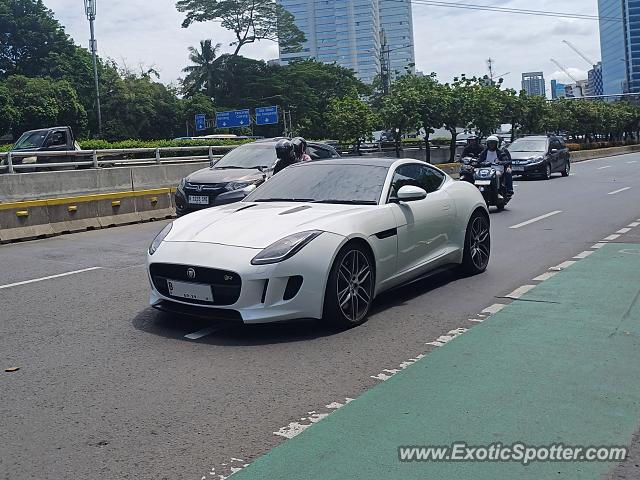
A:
2,153,640,480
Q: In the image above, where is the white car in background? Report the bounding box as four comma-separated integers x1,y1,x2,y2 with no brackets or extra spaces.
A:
147,158,490,328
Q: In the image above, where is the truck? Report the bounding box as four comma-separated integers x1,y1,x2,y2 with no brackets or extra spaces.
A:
3,126,82,172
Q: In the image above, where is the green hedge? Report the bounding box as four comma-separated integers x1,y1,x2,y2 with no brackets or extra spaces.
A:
0,138,253,152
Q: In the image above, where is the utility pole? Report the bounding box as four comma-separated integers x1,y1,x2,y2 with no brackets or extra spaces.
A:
487,58,495,85
84,0,102,136
380,29,390,95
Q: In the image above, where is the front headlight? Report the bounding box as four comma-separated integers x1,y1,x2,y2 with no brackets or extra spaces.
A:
149,222,173,255
226,180,254,191
530,156,544,164
251,230,323,265
177,178,186,192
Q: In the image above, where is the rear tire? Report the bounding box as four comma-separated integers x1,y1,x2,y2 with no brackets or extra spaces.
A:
460,211,491,275
561,159,571,177
323,244,375,328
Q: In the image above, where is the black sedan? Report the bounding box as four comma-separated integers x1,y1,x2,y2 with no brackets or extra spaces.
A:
175,139,340,216
508,135,571,180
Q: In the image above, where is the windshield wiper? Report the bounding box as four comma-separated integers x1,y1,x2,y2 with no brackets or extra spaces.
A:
253,198,315,203
215,166,246,170
313,199,377,205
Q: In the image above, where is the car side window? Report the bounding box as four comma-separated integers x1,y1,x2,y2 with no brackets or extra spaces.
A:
307,145,332,160
549,138,561,151
389,164,445,199
49,131,67,147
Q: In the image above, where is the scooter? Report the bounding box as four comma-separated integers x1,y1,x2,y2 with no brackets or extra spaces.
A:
460,156,513,211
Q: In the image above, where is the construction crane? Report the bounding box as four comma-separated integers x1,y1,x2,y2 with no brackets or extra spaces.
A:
550,58,580,83
562,40,596,67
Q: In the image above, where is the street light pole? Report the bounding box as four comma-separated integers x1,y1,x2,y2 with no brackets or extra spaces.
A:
85,0,102,136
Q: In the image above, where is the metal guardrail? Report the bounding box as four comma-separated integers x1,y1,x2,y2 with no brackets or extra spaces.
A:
0,145,236,174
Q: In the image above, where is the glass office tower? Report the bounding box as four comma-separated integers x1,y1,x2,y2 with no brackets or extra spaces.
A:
277,0,414,84
597,0,640,95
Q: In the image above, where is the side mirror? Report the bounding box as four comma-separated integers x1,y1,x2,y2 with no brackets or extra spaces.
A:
396,185,427,202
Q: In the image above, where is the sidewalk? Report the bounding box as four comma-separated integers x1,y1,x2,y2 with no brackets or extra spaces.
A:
232,243,640,480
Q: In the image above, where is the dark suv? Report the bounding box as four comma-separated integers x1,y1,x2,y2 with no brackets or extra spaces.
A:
175,138,340,216
508,135,571,179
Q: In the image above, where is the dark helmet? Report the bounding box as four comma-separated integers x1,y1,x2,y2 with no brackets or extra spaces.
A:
275,139,295,161
292,137,308,158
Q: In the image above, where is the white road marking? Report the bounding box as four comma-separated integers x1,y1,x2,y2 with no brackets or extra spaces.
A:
0,267,102,290
506,285,536,299
598,165,612,170
574,250,595,259
628,222,640,228
608,187,631,195
533,271,558,281
469,318,484,323
509,210,562,229
184,326,222,340
591,243,607,249
482,304,507,315
617,228,632,234
604,234,621,241
550,260,576,271
627,160,637,164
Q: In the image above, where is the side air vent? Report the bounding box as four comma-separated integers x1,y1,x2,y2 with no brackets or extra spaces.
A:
283,276,303,301
279,205,312,215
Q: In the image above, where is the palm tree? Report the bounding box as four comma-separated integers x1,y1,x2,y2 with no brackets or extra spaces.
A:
182,40,221,98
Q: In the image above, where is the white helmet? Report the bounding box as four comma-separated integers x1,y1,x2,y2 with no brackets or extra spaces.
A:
486,135,500,145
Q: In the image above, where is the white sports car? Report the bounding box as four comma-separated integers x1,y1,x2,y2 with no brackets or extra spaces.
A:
147,158,490,327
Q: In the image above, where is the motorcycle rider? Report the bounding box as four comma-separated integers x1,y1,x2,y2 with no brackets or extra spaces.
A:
273,139,298,175
461,135,483,158
478,135,514,197
292,137,312,162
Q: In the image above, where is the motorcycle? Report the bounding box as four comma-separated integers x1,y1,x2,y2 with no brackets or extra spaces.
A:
460,156,513,211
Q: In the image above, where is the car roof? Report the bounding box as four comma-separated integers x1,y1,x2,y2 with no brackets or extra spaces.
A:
251,138,334,149
292,157,397,168
516,135,550,140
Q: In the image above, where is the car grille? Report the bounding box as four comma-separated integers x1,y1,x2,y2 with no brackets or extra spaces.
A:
184,182,227,201
149,263,242,306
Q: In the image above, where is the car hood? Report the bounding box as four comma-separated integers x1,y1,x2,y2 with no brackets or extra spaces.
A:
509,152,545,161
166,202,373,248
187,167,264,184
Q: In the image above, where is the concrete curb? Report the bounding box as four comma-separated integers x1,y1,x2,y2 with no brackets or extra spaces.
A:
0,188,176,244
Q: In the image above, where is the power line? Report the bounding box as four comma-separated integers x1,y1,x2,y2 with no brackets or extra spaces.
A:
383,0,621,22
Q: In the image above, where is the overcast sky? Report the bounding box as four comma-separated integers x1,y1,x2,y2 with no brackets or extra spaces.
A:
45,0,601,93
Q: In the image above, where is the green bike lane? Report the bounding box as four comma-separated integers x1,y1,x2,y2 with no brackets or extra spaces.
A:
232,242,640,480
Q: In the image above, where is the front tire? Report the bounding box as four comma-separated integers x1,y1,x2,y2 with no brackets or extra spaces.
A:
323,244,375,328
461,212,491,275
561,159,571,177
543,162,552,180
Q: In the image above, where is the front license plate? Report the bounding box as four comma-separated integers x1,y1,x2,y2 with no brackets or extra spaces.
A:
188,195,209,205
167,280,213,302
475,180,491,186
512,166,525,172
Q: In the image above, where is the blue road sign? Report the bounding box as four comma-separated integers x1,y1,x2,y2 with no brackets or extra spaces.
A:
216,109,251,129
195,114,207,131
256,106,279,126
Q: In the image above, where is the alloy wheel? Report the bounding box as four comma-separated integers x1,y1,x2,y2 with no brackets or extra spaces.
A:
336,250,373,323
470,216,490,271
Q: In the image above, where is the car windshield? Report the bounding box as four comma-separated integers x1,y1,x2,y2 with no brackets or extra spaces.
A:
508,139,547,153
13,130,49,150
214,143,276,169
245,163,388,205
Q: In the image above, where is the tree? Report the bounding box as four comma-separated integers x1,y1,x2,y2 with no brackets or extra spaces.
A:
176,0,305,56
382,81,421,157
327,96,379,154
182,40,221,98
179,93,217,136
0,83,16,135
470,80,507,138
441,76,476,162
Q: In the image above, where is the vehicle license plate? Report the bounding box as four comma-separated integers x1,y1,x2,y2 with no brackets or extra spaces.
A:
189,195,209,205
512,166,525,172
167,280,213,302
475,180,491,186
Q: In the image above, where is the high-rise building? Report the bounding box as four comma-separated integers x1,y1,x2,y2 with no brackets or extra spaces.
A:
551,79,567,99
587,62,604,96
277,0,414,84
597,0,640,95
522,72,546,97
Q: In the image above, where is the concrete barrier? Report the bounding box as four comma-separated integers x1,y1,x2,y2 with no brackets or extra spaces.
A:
0,189,175,243
570,144,640,162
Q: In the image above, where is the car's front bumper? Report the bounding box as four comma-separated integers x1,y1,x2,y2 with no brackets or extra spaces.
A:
175,188,250,216
147,232,346,324
511,161,546,175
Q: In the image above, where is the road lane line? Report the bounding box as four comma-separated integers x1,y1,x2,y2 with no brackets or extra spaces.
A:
509,211,562,229
591,243,607,249
617,228,632,234
0,267,102,290
482,304,507,315
533,271,558,281
184,326,222,340
574,250,595,259
598,166,612,170
550,260,576,271
604,234,621,241
629,222,640,227
608,187,631,195
627,160,637,164
506,285,536,299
